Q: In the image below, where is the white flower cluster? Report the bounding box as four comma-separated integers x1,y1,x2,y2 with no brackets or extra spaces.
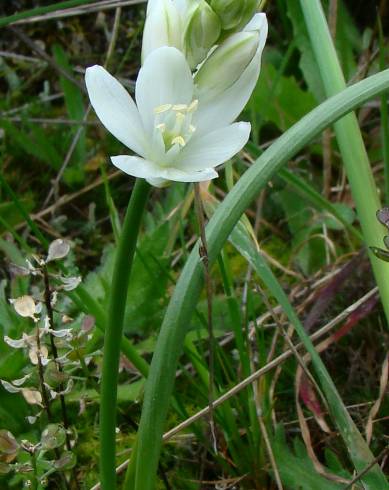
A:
85,0,268,187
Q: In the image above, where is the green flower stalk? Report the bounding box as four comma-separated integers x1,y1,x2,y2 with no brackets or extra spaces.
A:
98,178,150,489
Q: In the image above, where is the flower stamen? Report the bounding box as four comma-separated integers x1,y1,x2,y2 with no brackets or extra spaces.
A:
171,136,186,147
152,99,199,154
154,103,173,114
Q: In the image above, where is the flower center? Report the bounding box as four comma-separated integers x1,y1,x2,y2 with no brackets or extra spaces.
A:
153,99,198,151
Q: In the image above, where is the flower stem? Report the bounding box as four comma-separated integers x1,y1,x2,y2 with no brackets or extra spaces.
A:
99,178,150,490
35,321,52,421
193,183,217,453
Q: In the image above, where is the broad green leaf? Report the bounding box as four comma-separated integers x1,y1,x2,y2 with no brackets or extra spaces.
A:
251,62,316,131
273,427,346,490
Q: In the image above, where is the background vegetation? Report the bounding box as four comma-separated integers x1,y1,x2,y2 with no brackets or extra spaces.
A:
0,0,388,488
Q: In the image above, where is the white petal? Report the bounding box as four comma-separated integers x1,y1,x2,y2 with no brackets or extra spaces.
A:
194,14,268,134
111,155,164,180
146,177,170,188
158,167,218,182
111,155,218,184
178,122,251,171
85,65,146,156
135,47,194,135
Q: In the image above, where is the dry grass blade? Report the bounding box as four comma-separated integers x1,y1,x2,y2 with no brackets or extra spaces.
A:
193,182,217,453
8,26,85,92
42,6,121,208
10,0,146,25
295,388,350,485
257,413,284,489
365,354,389,445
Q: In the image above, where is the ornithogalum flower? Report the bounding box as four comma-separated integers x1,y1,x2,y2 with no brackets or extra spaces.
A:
85,45,258,187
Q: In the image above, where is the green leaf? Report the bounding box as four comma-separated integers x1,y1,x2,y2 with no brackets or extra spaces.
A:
0,120,61,170
84,221,170,335
41,424,66,451
273,427,346,490
285,0,325,101
129,70,389,490
52,43,86,182
251,62,316,131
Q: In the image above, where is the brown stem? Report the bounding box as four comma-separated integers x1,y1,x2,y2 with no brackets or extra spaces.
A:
43,267,71,448
193,183,217,454
35,323,52,421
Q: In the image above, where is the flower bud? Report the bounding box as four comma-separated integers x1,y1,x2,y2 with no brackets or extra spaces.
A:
184,0,221,68
195,30,259,95
142,0,183,63
210,0,259,31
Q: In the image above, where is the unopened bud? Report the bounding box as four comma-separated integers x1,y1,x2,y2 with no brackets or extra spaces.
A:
142,0,182,63
210,0,259,31
184,0,221,68
195,30,259,95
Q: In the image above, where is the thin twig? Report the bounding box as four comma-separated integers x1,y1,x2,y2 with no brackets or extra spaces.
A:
342,446,389,490
41,106,92,208
8,27,85,92
254,283,329,413
35,323,52,421
15,171,121,231
11,0,145,25
89,287,379,490
1,116,96,125
257,414,283,490
193,183,217,454
42,6,122,208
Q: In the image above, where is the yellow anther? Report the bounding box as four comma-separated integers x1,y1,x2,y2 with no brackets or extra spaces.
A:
154,103,172,114
172,104,188,111
175,112,185,122
171,136,186,147
187,99,198,112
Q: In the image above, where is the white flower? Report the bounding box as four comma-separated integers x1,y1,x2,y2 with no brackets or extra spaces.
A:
85,46,257,187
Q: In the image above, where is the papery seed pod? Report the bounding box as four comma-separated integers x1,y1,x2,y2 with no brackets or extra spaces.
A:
0,430,19,455
9,296,37,321
54,451,76,470
46,238,70,263
41,424,66,450
0,462,12,474
21,389,43,406
44,362,69,389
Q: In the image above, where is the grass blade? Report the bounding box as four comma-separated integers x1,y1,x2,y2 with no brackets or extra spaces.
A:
0,0,97,28
128,70,389,490
299,0,389,327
